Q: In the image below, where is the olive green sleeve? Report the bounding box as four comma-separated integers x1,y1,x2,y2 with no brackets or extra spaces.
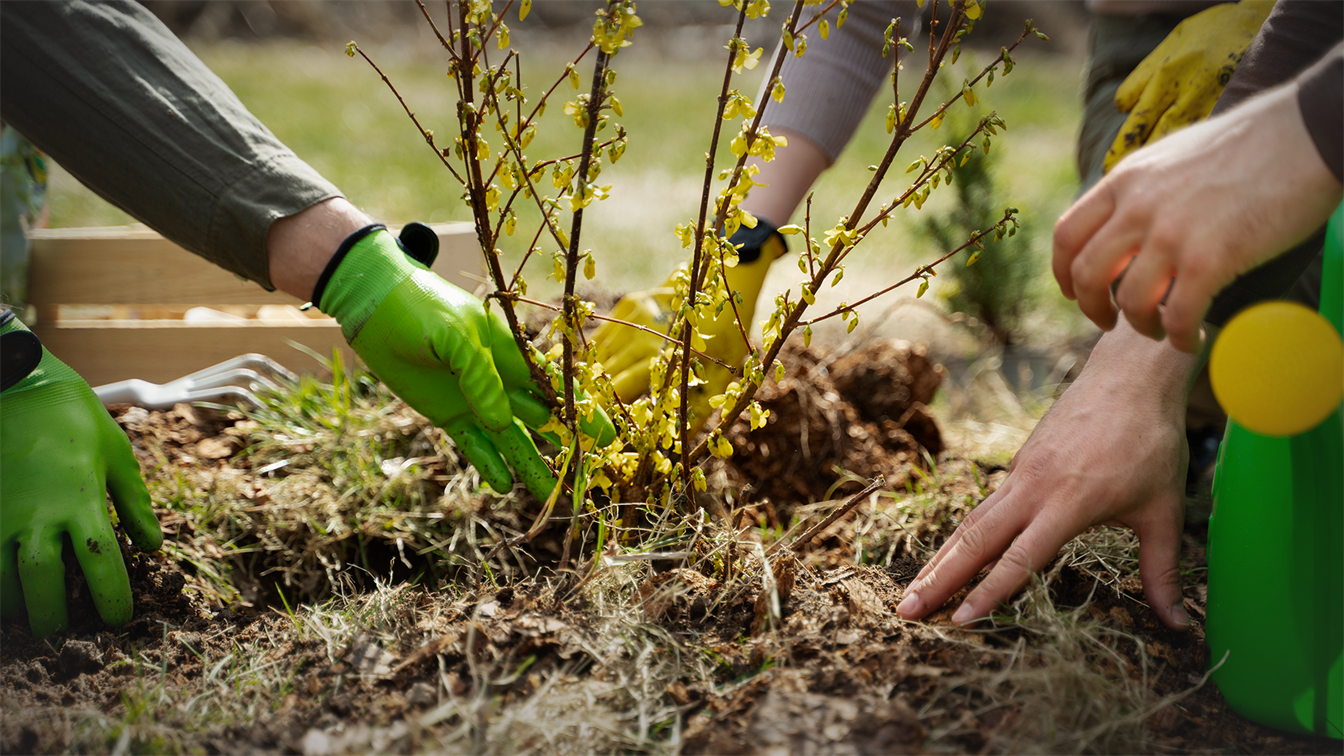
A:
0,0,340,290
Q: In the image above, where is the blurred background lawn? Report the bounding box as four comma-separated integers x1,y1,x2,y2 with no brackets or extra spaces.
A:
47,0,1096,352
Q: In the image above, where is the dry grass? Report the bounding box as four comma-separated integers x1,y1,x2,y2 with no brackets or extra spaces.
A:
15,362,1226,756
142,354,538,609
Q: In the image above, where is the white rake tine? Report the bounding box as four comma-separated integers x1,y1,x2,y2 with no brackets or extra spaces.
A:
172,367,281,394
180,385,264,407
178,354,297,386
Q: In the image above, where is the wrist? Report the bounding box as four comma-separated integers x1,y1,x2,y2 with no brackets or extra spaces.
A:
314,227,421,341
0,313,79,394
728,217,786,265
267,198,374,300
1086,320,1203,412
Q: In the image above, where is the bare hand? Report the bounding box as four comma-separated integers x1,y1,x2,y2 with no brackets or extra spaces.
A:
896,324,1199,630
1054,83,1343,353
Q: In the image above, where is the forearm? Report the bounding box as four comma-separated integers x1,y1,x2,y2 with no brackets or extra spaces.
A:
739,128,829,225
757,1,912,166
1201,0,1343,323
0,0,340,290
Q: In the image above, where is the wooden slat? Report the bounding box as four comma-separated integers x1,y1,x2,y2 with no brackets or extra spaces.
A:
31,320,356,386
28,222,484,305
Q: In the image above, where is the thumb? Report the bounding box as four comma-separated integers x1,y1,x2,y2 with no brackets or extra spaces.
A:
1134,513,1190,630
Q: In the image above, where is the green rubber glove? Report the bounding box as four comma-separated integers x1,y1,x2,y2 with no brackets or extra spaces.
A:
315,225,613,500
1,313,163,637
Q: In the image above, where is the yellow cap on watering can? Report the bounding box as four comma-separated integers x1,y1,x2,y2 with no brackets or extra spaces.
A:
1210,300,1344,437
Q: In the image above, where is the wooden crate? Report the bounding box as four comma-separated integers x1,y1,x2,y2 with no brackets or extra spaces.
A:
28,223,482,386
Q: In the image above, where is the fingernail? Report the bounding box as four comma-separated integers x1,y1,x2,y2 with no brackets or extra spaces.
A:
951,602,976,625
896,590,921,618
1171,602,1191,628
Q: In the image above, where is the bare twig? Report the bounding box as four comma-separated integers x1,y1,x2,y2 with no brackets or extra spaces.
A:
499,295,736,371
674,4,752,509
801,208,1017,326
350,44,464,186
766,475,885,556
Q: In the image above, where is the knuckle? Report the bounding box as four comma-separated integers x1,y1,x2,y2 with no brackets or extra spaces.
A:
1070,257,1109,292
952,522,992,563
1053,217,1080,253
1146,561,1183,591
1148,222,1184,255
1124,311,1159,339
1178,252,1213,282
995,543,1036,576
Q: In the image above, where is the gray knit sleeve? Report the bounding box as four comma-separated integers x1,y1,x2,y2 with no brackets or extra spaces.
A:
0,0,341,290
757,1,917,163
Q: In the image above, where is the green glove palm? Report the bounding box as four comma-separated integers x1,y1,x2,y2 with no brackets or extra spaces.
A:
1104,0,1274,173
316,226,613,500
1,314,163,638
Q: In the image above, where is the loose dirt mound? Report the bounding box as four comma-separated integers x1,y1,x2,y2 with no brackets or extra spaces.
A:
113,401,248,465
724,339,945,511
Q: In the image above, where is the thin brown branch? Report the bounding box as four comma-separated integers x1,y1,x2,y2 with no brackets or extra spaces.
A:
451,3,556,407
490,134,623,245
508,227,549,291
486,48,602,261
710,233,757,354
467,0,518,72
414,0,453,55
688,3,972,464
352,44,465,186
908,25,1034,135
801,208,1017,326
676,3,751,509
803,192,816,277
554,39,614,533
766,476,885,556
702,0,808,254
791,0,843,36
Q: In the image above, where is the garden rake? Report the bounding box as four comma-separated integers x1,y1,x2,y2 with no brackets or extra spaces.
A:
93,353,296,410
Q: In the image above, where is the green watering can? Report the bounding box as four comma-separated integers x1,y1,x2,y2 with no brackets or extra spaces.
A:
1206,202,1344,738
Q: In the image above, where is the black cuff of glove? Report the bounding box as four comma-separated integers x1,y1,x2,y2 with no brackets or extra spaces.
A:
309,222,441,309
729,217,786,264
310,223,386,308
1,311,44,392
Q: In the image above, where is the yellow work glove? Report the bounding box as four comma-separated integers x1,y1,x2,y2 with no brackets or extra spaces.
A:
592,221,786,433
1103,0,1274,173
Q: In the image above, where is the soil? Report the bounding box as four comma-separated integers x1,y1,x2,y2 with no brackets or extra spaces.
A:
2,340,1340,755
722,340,945,511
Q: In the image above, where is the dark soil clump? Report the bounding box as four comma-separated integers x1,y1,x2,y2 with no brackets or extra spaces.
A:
723,339,946,513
